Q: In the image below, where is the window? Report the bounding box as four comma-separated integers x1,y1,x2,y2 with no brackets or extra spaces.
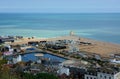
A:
109,77,111,79
86,77,89,79
100,75,102,78
104,76,106,79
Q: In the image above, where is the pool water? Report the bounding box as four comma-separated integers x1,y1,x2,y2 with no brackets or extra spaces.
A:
22,52,66,62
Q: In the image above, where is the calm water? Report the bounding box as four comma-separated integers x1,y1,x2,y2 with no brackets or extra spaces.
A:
22,52,66,62
0,13,120,43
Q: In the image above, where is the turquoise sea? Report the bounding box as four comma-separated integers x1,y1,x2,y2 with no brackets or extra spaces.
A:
0,13,120,44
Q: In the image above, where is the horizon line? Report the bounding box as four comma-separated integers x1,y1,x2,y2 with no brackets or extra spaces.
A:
0,12,120,14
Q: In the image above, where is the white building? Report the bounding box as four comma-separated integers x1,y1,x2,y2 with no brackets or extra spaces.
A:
85,75,97,79
85,71,97,79
69,45,79,53
13,55,22,64
68,40,79,53
97,72,114,79
85,69,120,79
57,67,70,76
97,71,120,79
110,59,120,64
94,54,101,60
70,31,75,36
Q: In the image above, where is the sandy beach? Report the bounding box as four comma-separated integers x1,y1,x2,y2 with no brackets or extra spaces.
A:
79,37,120,57
10,36,120,57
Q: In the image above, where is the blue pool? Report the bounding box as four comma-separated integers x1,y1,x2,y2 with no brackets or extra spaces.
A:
22,52,66,62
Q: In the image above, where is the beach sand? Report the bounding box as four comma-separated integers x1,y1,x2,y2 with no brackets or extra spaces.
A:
10,36,120,57
79,37,120,57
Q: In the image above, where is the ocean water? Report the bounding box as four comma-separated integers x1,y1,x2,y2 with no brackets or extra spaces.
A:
0,13,120,44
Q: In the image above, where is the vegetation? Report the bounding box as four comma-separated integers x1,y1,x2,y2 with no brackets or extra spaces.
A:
0,58,7,69
0,58,59,79
20,72,59,79
0,58,18,79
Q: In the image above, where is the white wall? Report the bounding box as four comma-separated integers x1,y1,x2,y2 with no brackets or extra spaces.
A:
97,72,114,79
57,67,70,76
84,72,120,79
114,72,120,79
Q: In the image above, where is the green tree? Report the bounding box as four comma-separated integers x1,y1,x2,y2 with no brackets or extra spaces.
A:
21,72,59,79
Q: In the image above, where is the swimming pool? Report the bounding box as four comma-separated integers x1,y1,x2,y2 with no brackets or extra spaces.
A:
22,52,66,62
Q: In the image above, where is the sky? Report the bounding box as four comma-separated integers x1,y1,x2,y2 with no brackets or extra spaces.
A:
0,0,120,13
